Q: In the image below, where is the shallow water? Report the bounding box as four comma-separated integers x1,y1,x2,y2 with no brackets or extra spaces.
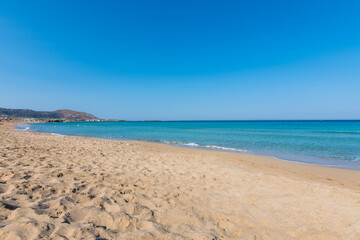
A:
16,120,360,169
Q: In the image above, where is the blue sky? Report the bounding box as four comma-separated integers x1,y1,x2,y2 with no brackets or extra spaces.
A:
1,0,360,120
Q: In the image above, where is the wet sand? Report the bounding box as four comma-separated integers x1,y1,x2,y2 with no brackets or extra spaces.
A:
0,122,359,239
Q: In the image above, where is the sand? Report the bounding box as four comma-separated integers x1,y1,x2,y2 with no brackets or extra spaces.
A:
0,122,360,239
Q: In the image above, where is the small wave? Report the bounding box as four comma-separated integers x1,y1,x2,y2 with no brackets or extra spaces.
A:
160,140,248,153
51,133,65,136
204,145,248,152
14,124,31,132
182,142,199,147
161,140,199,147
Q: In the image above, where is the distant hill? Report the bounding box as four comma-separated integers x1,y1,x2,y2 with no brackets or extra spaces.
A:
0,108,98,120
53,109,98,120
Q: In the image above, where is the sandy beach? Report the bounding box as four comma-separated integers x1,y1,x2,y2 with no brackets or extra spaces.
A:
0,122,359,240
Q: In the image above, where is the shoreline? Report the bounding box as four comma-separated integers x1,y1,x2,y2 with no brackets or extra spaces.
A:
12,122,360,190
1,121,360,239
19,121,360,170
16,121,360,172
127,138,360,191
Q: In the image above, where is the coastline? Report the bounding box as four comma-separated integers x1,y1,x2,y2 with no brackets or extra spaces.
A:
135,140,360,191
18,120,360,171
13,122,360,182
1,121,360,239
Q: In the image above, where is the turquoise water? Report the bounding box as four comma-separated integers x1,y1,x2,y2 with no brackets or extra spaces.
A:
16,121,360,169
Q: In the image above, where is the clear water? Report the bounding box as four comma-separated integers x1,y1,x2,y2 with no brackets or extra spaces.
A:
16,121,360,169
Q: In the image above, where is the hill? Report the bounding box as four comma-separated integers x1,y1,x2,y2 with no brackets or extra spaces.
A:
0,108,98,120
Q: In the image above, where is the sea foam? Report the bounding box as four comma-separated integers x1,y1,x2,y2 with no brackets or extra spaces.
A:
161,140,248,152
14,124,31,131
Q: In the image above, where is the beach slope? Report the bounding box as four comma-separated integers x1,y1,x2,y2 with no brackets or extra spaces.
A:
0,122,359,239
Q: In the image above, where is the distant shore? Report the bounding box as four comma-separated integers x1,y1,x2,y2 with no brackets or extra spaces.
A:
0,121,360,239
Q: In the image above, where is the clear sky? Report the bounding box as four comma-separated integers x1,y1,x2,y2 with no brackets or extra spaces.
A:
1,0,360,120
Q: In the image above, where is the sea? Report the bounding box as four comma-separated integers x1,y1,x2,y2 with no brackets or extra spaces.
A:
15,120,360,169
